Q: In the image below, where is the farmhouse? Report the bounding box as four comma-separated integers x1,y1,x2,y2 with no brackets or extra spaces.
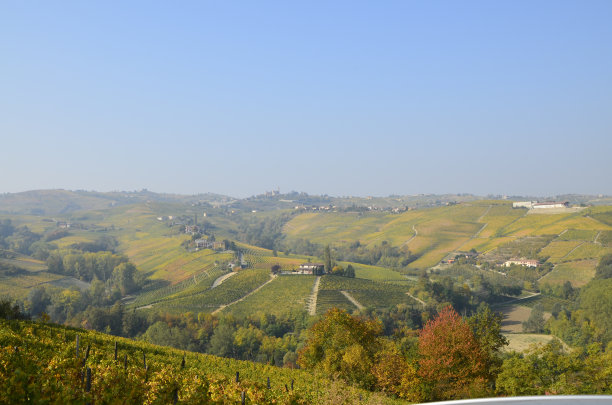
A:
532,201,569,209
513,201,536,209
504,259,539,268
194,239,224,250
298,263,325,275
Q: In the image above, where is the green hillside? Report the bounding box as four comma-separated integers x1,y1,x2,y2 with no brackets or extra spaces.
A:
3,197,612,322
283,202,612,284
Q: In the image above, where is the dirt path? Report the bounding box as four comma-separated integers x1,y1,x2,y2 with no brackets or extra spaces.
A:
477,204,492,222
403,225,418,247
474,223,488,237
213,274,277,315
307,276,321,316
453,205,492,252
406,292,426,307
559,241,585,261
594,230,602,245
340,290,364,311
496,291,541,307
211,272,235,289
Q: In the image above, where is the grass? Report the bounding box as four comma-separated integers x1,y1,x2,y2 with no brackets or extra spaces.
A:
348,263,406,282
504,333,557,353
539,260,598,287
520,295,572,312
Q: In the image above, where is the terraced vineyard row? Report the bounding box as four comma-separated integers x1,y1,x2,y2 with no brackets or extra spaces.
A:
130,264,228,308
316,276,420,314
316,290,355,315
150,269,272,314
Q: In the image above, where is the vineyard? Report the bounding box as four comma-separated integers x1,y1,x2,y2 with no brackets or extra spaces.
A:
130,265,229,308
0,319,397,404
557,229,598,242
539,259,598,287
143,269,273,314
316,276,419,314
228,275,315,318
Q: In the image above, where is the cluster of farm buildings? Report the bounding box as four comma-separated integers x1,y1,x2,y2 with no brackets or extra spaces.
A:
279,263,326,275
512,201,569,209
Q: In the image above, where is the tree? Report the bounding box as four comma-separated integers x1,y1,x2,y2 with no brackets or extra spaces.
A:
523,304,545,333
208,324,236,358
467,303,508,384
26,287,51,317
578,278,612,343
0,298,28,320
323,245,333,273
110,262,138,295
298,308,382,388
595,254,612,280
371,341,421,401
345,264,355,278
418,306,489,400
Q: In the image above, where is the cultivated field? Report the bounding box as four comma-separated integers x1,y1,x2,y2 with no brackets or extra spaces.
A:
539,259,598,287
229,274,315,317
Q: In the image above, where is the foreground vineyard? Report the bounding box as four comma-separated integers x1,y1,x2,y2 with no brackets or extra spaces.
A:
0,319,398,404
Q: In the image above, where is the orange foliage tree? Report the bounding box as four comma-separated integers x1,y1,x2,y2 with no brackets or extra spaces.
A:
418,305,489,400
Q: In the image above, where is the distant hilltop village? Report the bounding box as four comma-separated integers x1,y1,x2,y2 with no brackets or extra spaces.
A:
512,201,570,209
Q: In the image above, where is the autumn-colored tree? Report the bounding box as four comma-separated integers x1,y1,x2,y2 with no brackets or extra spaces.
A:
371,341,422,402
297,308,382,388
418,305,489,400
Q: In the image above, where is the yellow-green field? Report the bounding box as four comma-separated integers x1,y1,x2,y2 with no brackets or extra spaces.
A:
539,240,584,263
0,271,64,298
539,260,598,287
557,229,598,241
349,263,407,282
0,255,47,272
283,203,612,271
504,333,558,353
563,242,612,262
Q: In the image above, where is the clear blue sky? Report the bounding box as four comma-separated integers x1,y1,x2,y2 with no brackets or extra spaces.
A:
1,1,611,197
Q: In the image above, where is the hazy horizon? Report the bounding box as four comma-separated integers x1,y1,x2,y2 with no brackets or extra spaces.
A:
2,1,611,197
2,187,609,202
